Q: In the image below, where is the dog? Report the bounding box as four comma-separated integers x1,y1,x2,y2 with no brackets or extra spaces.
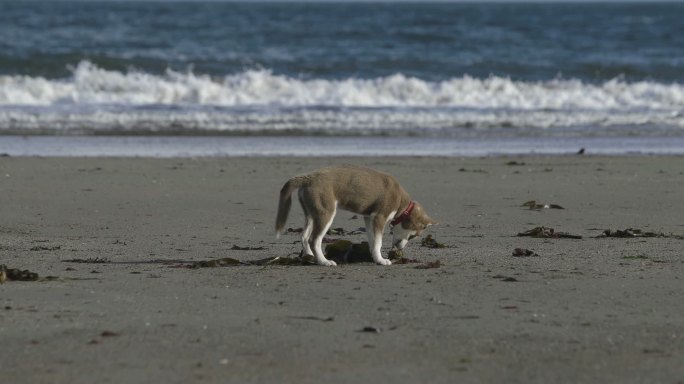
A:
275,165,435,266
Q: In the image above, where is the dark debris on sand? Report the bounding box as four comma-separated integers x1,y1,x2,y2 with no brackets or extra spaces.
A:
1,264,39,282
231,245,267,251
512,248,539,257
517,226,582,239
63,257,111,264
0,265,64,282
521,200,565,210
420,234,446,248
597,228,684,239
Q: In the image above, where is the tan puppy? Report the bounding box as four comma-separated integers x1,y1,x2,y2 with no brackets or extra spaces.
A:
276,165,435,266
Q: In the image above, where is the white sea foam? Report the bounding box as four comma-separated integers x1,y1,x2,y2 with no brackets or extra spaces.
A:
0,61,683,135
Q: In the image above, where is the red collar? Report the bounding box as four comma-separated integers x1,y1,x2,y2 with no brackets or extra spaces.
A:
391,201,415,226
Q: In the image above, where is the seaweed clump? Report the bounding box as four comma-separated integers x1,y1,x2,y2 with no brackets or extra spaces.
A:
0,265,39,282
421,234,446,248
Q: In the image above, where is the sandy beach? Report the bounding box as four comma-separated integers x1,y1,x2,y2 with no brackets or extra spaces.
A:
1,155,683,383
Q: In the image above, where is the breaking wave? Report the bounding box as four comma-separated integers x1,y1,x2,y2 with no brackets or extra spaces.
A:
0,61,683,135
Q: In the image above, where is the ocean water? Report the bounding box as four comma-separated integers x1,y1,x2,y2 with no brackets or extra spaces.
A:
1,1,683,156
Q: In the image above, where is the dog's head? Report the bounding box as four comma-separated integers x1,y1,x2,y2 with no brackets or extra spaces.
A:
391,202,436,250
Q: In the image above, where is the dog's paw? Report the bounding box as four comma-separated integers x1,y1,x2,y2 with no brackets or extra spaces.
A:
376,258,392,266
318,259,337,266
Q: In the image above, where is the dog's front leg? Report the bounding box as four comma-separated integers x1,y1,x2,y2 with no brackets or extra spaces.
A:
363,216,375,246
369,214,392,266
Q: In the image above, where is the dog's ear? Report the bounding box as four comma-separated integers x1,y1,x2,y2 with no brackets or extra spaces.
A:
414,202,437,227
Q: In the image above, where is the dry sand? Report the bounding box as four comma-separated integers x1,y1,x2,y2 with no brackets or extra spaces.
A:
1,155,683,383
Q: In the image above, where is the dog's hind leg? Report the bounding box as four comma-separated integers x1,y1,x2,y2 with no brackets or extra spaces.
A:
298,189,314,257
301,216,314,257
309,203,338,266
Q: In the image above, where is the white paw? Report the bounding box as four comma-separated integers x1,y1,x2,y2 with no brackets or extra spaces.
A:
319,259,337,266
376,258,392,266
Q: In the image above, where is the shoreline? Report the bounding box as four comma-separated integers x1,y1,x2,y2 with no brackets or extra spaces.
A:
2,135,684,158
1,155,683,383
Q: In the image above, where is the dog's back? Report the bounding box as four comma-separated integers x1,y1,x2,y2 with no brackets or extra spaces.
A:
309,165,406,215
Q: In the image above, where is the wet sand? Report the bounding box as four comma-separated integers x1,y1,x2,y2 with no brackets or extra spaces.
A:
1,156,683,383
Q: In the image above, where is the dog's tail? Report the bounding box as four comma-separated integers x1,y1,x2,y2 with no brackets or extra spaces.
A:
275,176,309,238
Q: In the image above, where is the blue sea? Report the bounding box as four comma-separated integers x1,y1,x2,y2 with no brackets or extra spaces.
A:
1,1,684,156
